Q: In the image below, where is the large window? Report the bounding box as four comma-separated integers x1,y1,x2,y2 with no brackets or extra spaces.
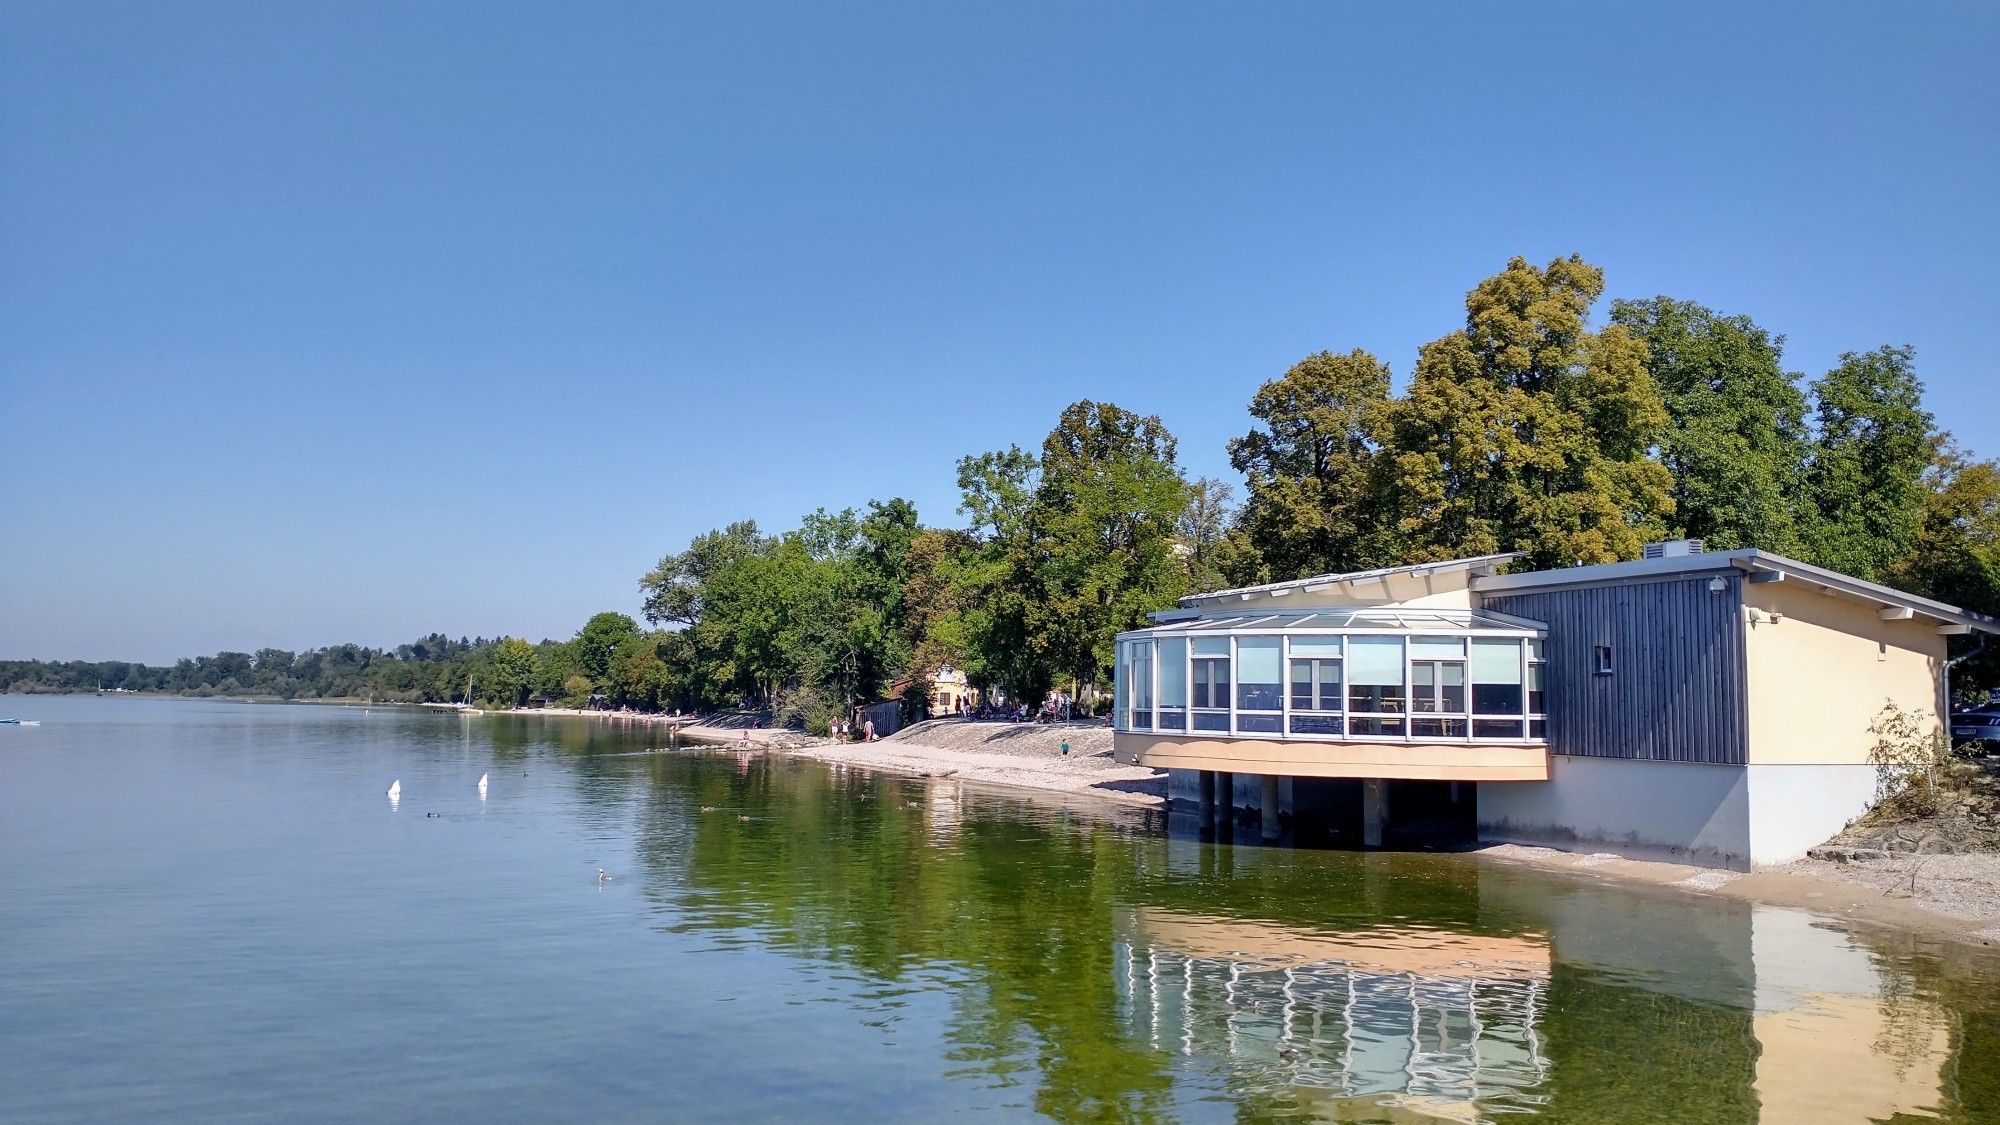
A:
1130,641,1153,730
1156,637,1187,732
1235,636,1282,733
1288,636,1343,737
1114,626,1544,744
1527,638,1546,740
1471,637,1524,739
1347,636,1405,738
1409,636,1467,738
1191,637,1231,732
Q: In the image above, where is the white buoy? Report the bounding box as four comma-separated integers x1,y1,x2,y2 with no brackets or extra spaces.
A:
477,772,489,800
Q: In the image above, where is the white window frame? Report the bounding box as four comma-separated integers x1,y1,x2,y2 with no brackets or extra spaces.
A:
1114,619,1545,746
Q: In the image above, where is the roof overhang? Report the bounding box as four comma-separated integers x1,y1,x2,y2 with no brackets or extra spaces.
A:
1474,548,2000,636
1177,552,1526,610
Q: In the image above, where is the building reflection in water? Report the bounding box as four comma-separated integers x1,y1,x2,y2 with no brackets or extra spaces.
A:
1116,907,1552,1121
1115,892,1960,1123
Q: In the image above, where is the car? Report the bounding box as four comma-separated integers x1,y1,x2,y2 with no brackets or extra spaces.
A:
1950,707,2000,748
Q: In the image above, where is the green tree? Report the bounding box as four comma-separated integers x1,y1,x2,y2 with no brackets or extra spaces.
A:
484,637,537,708
1610,297,1809,552
639,521,769,628
1227,349,1393,579
573,612,643,692
1802,346,1934,580
970,401,1192,706
1382,255,1673,567
1176,476,1236,595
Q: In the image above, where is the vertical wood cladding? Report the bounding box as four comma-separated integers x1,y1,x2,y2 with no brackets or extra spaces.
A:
1485,575,1747,765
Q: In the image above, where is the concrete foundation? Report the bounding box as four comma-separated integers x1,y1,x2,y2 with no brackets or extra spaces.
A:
1477,755,1878,870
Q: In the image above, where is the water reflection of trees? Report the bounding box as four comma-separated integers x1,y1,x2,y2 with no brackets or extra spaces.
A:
608,752,2000,1124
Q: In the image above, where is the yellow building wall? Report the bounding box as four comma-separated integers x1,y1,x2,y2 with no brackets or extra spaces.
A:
1742,581,1946,766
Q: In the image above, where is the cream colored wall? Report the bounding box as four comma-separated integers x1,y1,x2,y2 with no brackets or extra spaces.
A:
1742,581,1946,766
1113,731,1548,781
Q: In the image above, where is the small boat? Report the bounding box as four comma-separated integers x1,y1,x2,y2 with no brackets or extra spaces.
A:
0,718,36,726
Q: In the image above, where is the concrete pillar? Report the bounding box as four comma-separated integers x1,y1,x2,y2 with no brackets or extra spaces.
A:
1215,771,1234,823
1260,776,1281,840
1197,770,1215,816
1362,779,1388,848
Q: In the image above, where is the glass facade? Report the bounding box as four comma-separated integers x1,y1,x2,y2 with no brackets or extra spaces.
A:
1114,618,1546,744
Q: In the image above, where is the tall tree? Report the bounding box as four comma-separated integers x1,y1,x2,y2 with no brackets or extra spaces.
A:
1010,400,1191,703
1610,297,1809,553
1227,349,1393,579
573,612,642,692
638,521,769,628
1382,255,1673,567
1176,476,1237,595
484,637,537,708
1802,346,1933,580
1890,437,2000,611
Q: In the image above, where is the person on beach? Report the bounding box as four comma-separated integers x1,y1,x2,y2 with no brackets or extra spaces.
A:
863,717,876,742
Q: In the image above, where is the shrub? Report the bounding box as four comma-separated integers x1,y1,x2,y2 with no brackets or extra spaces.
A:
1868,700,1953,815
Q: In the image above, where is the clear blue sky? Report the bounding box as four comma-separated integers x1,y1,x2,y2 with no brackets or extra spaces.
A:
4,2,1996,664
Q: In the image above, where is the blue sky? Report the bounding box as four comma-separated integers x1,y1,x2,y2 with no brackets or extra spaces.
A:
4,2,1996,663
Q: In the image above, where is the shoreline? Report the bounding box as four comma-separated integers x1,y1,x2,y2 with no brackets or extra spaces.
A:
49,697,2000,950
707,722,2000,953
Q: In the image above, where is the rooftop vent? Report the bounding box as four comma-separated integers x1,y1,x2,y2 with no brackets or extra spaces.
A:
1642,539,1704,559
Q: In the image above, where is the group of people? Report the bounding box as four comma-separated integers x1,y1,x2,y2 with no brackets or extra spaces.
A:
831,713,877,742
954,694,1074,724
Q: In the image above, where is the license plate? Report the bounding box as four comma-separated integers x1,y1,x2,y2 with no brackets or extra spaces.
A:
1955,727,1980,737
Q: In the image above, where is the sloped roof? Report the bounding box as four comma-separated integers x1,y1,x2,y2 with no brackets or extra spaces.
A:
1474,548,2000,635
1178,552,1525,609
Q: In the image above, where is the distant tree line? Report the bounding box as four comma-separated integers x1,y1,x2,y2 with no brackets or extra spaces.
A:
9,255,1995,718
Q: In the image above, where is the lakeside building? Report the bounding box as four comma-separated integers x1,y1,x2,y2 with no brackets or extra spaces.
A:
1111,543,2000,868
930,665,979,716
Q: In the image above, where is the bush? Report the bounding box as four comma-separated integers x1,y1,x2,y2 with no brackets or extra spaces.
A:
1868,701,1953,815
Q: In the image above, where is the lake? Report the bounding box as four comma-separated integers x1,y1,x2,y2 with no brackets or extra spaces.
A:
5,696,2000,1122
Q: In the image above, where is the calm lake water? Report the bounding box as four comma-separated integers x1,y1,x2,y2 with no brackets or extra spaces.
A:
6,697,2000,1122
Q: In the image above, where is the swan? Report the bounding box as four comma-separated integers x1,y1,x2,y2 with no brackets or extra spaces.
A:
387,779,401,798
477,772,489,799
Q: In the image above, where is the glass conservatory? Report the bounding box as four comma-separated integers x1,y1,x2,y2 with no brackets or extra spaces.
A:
1113,609,1547,745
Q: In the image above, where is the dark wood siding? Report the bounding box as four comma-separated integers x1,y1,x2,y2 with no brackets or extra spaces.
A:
1485,575,1747,765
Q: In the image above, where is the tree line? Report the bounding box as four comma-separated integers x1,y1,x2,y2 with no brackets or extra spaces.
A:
9,255,1995,719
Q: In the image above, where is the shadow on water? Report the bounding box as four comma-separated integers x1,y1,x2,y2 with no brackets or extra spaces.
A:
620,750,2000,1124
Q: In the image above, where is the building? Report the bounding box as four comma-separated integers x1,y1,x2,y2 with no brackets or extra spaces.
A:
1111,544,1999,868
929,665,979,716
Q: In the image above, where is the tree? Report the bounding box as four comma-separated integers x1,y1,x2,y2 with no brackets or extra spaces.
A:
573,612,642,692
484,637,537,708
1802,346,1934,580
1889,438,2000,695
1609,297,1809,553
1381,255,1673,567
639,521,769,628
1227,349,1393,579
969,400,1191,706
1176,476,1237,595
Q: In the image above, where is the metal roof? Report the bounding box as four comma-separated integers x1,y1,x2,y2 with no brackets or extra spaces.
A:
1178,552,1526,608
1121,607,1545,640
1473,548,2000,635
